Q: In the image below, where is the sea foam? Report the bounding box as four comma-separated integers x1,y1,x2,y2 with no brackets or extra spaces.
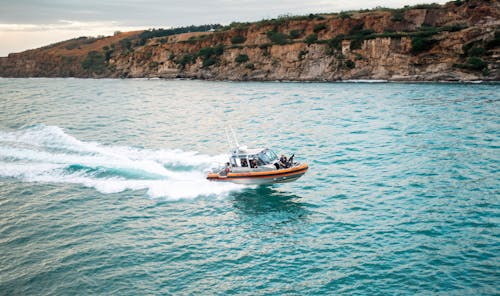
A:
0,125,243,199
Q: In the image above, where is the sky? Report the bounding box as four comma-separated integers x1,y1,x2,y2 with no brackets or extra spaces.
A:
0,0,448,57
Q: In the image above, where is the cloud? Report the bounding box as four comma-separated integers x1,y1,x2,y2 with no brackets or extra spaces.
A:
0,20,146,57
1,20,114,32
0,0,448,56
1,0,449,27
0,20,146,33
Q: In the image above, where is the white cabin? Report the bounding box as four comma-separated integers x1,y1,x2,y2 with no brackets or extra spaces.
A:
228,146,279,172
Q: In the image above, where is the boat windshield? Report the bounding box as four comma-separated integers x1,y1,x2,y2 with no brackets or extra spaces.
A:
258,149,278,164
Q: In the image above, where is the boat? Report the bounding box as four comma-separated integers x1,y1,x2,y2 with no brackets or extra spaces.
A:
206,145,308,185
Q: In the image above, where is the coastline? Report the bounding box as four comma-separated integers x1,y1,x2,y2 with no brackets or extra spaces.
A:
1,76,498,84
1,1,498,82
0,77,500,85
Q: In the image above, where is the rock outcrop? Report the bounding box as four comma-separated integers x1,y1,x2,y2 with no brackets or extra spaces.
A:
1,0,499,81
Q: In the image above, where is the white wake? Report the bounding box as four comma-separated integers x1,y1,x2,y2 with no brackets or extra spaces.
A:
0,125,244,199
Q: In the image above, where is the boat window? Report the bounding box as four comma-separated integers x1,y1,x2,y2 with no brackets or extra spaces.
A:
249,158,258,168
258,153,269,164
267,150,278,161
240,158,248,167
248,155,259,168
259,150,278,164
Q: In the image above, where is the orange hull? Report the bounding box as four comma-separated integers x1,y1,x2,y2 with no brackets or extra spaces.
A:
207,163,308,184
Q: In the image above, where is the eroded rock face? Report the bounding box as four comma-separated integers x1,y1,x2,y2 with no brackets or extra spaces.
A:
1,1,498,81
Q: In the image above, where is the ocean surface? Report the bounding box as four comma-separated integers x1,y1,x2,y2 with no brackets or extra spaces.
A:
0,78,498,295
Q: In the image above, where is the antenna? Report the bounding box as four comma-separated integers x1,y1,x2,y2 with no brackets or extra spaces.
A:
214,103,241,149
229,125,239,147
224,127,233,149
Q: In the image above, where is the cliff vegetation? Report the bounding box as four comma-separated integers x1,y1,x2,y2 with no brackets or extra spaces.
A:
1,0,499,81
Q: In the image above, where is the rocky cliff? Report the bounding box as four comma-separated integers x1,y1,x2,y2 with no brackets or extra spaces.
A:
1,0,499,81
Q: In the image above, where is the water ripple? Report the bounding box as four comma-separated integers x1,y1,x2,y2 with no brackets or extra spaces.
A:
0,79,499,295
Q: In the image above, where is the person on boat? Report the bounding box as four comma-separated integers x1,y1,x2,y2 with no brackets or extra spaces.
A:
250,158,258,169
222,162,231,176
279,154,288,168
241,159,248,167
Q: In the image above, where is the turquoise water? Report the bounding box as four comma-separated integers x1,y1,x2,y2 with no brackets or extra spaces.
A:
0,78,499,294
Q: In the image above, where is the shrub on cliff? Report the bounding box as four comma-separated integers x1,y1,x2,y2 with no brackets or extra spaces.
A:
345,59,355,69
298,50,308,60
178,54,195,68
467,47,486,57
186,36,197,44
149,61,159,68
339,11,351,19
266,31,289,45
102,46,113,61
119,38,132,53
81,51,106,74
289,30,303,39
348,23,366,36
350,38,363,50
456,57,487,71
443,24,466,32
197,47,215,59
305,34,318,45
346,27,376,50
225,22,250,31
245,63,255,70
202,58,216,68
313,23,327,33
306,13,325,20
214,44,224,55
485,32,500,50
410,3,441,9
138,24,222,45
378,31,405,38
391,10,405,22
414,25,441,38
197,45,224,68
411,37,437,54
327,37,342,51
235,54,249,63
231,35,246,44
